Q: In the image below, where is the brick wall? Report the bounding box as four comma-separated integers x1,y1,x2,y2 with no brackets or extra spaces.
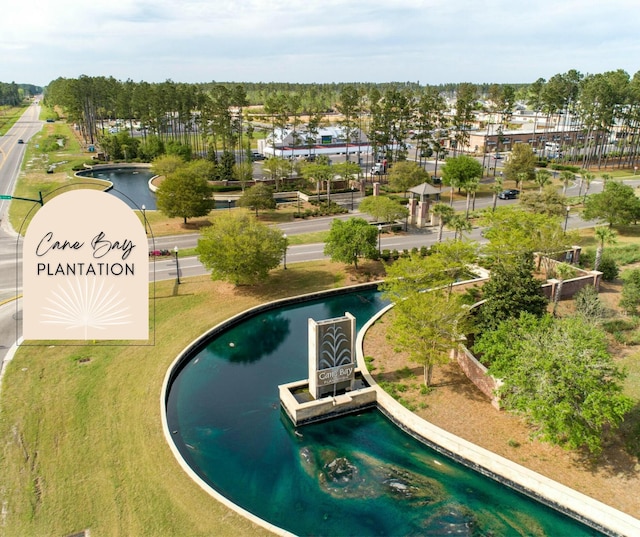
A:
453,345,502,409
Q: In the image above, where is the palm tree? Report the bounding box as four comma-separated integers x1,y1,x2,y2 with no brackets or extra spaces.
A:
552,262,574,316
593,226,617,272
490,177,503,212
560,170,575,195
534,169,552,193
449,214,472,241
515,171,528,191
581,171,595,201
464,176,480,218
432,203,455,242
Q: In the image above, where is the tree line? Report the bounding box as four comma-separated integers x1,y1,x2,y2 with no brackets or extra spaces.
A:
42,69,640,172
0,82,42,106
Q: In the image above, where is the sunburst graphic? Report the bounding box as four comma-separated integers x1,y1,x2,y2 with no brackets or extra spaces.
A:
40,277,132,339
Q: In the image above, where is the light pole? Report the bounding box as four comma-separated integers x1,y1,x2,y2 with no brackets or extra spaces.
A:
141,204,147,234
350,187,355,211
283,234,288,270
377,224,382,255
227,198,232,212
174,246,181,284
564,206,570,233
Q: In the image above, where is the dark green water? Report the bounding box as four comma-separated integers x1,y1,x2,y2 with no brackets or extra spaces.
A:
77,167,157,209
165,290,604,536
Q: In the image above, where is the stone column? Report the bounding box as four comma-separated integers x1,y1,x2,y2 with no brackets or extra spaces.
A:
408,198,418,226
416,199,429,228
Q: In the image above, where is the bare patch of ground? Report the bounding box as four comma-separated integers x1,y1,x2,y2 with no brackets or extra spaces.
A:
363,281,640,519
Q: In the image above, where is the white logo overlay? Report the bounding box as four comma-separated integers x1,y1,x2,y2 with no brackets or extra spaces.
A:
23,189,149,341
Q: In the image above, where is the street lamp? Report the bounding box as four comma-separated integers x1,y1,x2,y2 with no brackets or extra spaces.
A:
283,234,288,270
227,198,232,212
141,204,147,234
377,224,382,255
564,206,570,233
174,246,181,284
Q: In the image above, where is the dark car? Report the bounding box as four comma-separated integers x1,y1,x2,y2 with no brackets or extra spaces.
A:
17,139,24,144
251,151,265,161
498,189,519,200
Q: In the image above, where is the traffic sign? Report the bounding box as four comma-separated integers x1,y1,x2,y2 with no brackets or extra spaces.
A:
0,195,12,200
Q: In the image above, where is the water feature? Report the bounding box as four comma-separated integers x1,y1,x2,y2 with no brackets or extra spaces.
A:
77,167,157,209
77,167,295,212
165,289,604,536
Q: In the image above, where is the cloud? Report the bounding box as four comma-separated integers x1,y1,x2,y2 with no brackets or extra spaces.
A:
2,0,640,85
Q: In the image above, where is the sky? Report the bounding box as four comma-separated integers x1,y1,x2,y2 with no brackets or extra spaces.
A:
2,0,640,88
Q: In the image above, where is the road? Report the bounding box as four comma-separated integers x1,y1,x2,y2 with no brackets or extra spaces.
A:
0,102,41,296
0,103,43,377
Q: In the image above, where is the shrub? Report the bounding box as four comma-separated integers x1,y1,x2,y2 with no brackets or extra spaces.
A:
599,255,619,281
620,269,640,315
574,285,607,322
578,249,595,270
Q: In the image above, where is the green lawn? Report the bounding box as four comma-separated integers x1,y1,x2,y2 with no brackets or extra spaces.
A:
0,263,353,537
0,104,29,135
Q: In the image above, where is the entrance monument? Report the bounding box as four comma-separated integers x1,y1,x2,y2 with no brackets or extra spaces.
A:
279,312,377,426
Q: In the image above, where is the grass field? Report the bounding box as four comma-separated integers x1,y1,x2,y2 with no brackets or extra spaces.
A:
0,263,361,537
0,105,29,135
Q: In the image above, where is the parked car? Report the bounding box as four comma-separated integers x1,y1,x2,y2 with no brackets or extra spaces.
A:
498,189,519,200
251,151,265,161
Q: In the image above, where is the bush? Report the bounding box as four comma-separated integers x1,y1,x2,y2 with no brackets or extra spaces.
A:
599,255,619,281
550,163,581,173
578,249,595,270
620,269,640,315
574,285,607,321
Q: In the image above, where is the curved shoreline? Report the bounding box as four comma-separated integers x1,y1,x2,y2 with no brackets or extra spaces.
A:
160,283,640,537
75,163,160,202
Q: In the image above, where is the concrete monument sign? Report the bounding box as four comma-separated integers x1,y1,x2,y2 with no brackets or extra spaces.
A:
308,313,355,399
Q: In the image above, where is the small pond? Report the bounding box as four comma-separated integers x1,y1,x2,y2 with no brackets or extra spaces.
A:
77,167,157,209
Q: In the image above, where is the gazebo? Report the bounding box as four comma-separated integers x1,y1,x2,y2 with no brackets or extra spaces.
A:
407,182,452,228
